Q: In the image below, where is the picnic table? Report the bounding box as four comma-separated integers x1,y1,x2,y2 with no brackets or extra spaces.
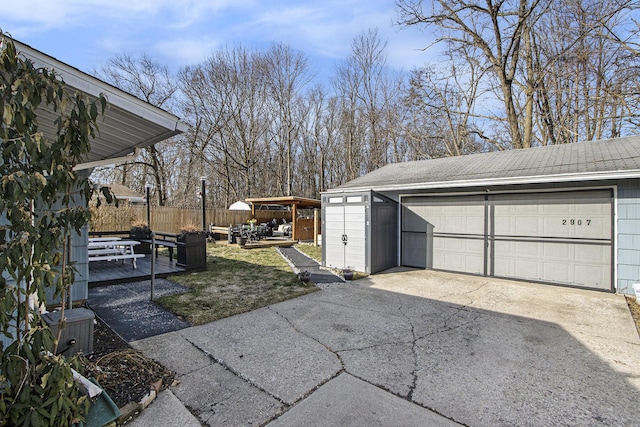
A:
88,238,144,269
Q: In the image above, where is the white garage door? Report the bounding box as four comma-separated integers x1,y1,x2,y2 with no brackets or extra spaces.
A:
490,191,612,290
401,190,613,291
402,196,485,274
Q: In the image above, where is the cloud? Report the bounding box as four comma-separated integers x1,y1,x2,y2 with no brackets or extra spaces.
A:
2,0,434,77
2,0,247,31
153,37,224,66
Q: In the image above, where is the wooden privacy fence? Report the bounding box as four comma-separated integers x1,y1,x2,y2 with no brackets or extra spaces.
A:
90,204,291,234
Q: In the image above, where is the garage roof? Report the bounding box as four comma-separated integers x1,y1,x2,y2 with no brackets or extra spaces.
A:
330,136,640,192
13,39,188,169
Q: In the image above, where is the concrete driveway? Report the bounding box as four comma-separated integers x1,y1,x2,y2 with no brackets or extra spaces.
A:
130,268,640,426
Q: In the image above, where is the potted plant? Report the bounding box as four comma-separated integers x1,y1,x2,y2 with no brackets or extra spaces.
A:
130,220,151,254
177,223,207,270
342,268,354,281
298,270,312,282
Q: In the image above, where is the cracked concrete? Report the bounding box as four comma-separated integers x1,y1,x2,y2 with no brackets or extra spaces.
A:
129,268,640,426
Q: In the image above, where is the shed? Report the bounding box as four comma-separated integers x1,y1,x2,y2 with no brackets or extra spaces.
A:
322,191,397,273
322,136,640,294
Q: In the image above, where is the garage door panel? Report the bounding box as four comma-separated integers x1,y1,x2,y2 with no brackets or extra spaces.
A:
515,260,542,279
574,244,610,262
574,264,609,289
433,237,484,274
493,192,611,240
542,243,570,258
542,261,572,283
403,233,426,268
494,240,610,290
403,208,427,232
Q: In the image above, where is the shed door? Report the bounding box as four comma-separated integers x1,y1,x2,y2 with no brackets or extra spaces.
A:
324,205,366,272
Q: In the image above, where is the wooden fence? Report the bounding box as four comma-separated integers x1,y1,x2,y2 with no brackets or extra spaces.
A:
90,204,291,234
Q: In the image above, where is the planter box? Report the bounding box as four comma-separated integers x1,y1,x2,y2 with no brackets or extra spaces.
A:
177,232,207,270
130,227,152,254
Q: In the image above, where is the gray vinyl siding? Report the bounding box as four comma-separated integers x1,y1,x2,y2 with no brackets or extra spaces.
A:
369,194,398,273
1,212,15,349
44,225,89,305
617,179,640,294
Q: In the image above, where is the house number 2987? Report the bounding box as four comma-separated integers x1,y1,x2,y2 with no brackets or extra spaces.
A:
562,219,591,226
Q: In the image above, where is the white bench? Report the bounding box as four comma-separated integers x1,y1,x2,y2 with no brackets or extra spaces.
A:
88,239,144,269
88,253,145,267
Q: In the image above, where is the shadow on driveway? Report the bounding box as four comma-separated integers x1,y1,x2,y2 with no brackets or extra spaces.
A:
130,269,640,426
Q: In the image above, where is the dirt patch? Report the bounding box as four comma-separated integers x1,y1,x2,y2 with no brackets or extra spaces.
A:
84,318,175,409
626,296,640,338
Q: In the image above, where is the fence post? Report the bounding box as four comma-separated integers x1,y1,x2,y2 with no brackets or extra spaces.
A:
151,232,155,301
200,177,207,232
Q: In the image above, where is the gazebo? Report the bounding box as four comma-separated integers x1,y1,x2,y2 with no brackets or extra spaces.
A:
245,196,321,243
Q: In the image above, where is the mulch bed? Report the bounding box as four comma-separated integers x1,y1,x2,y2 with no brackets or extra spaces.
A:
626,296,640,338
83,317,175,409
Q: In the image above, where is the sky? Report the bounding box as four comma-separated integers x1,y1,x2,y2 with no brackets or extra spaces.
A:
1,0,435,82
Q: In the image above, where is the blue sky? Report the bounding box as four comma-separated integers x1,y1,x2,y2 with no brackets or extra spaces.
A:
1,0,434,81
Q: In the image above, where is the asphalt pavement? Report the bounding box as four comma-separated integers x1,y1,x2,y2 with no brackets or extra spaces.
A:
126,268,640,426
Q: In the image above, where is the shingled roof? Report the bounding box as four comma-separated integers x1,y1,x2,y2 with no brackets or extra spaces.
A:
330,136,640,193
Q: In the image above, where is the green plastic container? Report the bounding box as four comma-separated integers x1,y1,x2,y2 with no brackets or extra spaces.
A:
74,379,121,427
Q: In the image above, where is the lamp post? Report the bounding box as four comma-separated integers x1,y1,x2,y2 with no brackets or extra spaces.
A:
145,183,152,229
200,177,206,233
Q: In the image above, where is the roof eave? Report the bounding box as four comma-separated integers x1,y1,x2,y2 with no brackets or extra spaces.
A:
14,40,183,132
324,169,640,194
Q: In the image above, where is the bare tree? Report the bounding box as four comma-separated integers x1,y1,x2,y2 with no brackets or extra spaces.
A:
396,0,640,148
397,0,551,148
404,44,490,156
264,43,313,196
332,29,401,179
95,54,179,205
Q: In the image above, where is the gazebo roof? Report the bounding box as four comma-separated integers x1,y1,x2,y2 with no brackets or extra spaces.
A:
245,196,321,209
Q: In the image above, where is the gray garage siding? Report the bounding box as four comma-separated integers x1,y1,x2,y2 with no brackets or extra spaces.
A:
617,179,640,294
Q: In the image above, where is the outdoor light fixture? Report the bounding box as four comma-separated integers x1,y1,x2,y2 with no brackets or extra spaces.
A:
145,183,152,228
200,177,207,232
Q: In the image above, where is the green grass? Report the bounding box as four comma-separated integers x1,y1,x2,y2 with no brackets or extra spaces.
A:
295,243,322,262
294,243,368,280
157,243,318,325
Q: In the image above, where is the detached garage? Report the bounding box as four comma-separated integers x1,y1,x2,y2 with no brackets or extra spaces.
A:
322,137,640,294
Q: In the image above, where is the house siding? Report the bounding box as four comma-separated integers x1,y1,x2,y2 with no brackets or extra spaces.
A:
617,179,640,294
44,225,88,305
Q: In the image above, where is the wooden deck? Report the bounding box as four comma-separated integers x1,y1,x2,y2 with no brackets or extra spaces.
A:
89,254,185,287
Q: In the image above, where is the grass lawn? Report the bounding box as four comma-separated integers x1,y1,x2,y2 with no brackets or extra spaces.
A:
157,243,318,325
295,242,322,262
